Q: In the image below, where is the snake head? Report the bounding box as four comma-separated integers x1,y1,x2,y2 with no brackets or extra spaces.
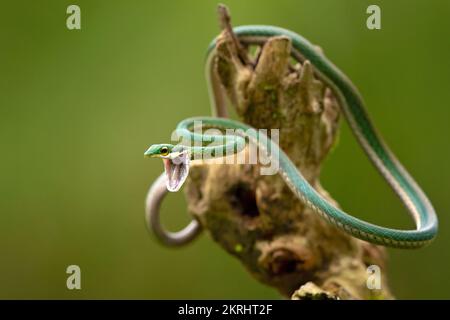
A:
145,144,190,192
144,144,175,159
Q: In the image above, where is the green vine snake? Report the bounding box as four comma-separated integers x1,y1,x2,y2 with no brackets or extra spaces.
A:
144,25,438,249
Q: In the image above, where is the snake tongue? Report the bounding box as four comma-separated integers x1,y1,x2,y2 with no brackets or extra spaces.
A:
162,151,190,192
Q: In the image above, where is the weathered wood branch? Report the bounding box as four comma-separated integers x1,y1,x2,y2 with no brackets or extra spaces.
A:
184,6,393,300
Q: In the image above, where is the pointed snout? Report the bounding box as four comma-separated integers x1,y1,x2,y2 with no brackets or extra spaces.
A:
144,147,158,158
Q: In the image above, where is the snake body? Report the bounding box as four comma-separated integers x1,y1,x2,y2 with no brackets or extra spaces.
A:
146,25,438,248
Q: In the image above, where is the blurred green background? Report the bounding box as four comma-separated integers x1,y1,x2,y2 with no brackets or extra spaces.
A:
1,0,449,299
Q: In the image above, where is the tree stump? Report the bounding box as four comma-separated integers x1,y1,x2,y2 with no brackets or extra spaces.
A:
184,8,393,300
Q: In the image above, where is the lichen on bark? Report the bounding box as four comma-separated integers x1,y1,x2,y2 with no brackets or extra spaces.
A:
183,7,393,300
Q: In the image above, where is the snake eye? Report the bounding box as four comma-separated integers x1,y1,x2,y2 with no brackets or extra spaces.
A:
160,147,169,156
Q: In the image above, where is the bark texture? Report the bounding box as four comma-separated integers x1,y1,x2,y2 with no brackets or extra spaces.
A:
184,10,393,299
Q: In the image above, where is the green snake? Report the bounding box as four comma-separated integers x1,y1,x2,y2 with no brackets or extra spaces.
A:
144,25,438,249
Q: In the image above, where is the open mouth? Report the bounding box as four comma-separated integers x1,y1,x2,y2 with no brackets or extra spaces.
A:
162,151,190,192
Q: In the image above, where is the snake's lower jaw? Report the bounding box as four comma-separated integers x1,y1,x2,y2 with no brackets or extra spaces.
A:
163,151,190,192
